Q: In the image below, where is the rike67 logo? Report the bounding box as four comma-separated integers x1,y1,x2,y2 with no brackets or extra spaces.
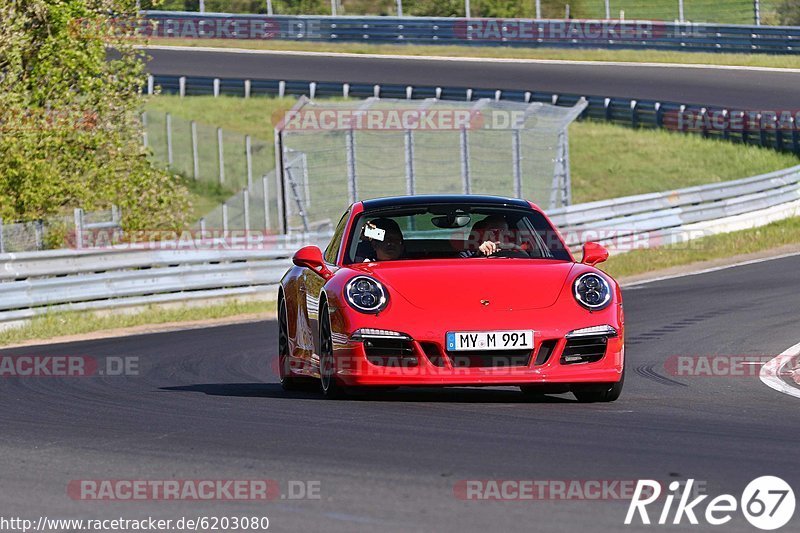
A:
625,477,795,530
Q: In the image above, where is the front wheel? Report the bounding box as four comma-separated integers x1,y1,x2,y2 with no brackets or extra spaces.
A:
319,303,347,400
572,366,624,403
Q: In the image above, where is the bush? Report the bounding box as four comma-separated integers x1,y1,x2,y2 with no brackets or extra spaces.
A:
0,0,189,232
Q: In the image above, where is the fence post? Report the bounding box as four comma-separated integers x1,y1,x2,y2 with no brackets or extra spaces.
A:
34,220,44,250
166,112,173,167
0,217,4,253
243,188,251,233
199,217,206,239
217,127,225,184
404,129,416,196
222,203,229,233
191,120,199,179
245,135,253,189
73,208,84,249
141,111,148,148
263,175,271,232
274,129,286,234
512,129,522,198
460,127,471,194
345,127,358,203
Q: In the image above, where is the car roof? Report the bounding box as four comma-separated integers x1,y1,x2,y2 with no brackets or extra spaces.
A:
360,195,532,211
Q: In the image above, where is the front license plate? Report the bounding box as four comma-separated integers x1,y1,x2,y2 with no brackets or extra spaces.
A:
446,330,534,351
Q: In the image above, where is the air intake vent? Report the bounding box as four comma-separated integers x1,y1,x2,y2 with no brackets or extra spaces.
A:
364,338,417,367
561,336,608,365
534,340,558,366
447,350,532,368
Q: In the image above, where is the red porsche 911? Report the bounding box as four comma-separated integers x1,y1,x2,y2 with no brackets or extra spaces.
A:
278,195,624,402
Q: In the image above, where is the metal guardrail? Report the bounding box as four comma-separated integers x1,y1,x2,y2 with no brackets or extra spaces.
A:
2,165,799,324
148,74,800,156
141,12,800,55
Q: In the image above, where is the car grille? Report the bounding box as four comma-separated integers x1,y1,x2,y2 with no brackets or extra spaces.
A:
364,338,418,367
561,336,608,364
446,349,532,368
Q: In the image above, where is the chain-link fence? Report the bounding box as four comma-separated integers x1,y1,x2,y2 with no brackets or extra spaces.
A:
275,97,586,234
0,207,121,253
143,110,274,191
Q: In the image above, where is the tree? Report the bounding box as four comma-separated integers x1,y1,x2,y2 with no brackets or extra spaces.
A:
0,0,189,232
776,0,800,25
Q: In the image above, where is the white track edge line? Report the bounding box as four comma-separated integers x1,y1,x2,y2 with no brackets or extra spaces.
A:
760,340,800,399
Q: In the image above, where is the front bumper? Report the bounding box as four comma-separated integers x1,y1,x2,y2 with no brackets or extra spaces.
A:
330,323,624,387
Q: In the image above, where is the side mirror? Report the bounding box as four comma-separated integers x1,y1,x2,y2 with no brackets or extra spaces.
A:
581,242,609,266
293,246,333,279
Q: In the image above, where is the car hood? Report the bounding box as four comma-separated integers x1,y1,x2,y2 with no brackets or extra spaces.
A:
348,259,577,311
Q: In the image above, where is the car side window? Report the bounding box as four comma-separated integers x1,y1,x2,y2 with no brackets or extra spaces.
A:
324,209,350,264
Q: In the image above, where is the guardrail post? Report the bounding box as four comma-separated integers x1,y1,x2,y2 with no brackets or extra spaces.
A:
278,80,286,98
245,135,253,189
630,100,639,128
495,90,502,101
404,129,415,196
243,188,251,233
165,112,173,167
700,108,709,138
244,79,251,98
0,217,4,253
343,83,350,98
460,126,471,194
217,127,225,184
147,75,154,96
466,89,473,101
654,102,663,128
179,76,186,98
199,217,206,239
524,91,532,103
222,203,229,233
73,208,84,250
213,78,220,98
722,109,730,140
406,86,413,99
191,120,199,180
791,118,799,154
373,84,381,98
758,114,767,147
309,82,317,99
263,175,271,231
604,98,612,121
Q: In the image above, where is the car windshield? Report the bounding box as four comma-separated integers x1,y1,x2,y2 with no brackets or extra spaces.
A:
344,204,571,263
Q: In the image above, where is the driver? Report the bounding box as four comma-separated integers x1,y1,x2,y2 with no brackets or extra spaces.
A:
360,218,405,262
461,215,512,258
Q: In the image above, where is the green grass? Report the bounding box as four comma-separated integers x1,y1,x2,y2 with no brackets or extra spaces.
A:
0,299,277,347
144,95,800,205
146,38,800,70
603,215,800,279
569,121,799,203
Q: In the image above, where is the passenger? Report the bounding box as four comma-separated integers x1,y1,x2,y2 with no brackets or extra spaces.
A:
361,218,405,262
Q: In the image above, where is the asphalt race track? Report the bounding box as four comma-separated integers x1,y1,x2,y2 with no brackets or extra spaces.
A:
145,46,800,109
2,254,799,532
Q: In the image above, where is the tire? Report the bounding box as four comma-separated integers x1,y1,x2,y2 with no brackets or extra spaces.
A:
278,297,309,391
572,365,625,403
319,303,347,400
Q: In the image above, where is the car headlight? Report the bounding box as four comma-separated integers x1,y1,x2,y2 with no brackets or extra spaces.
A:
573,273,611,310
345,276,388,313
